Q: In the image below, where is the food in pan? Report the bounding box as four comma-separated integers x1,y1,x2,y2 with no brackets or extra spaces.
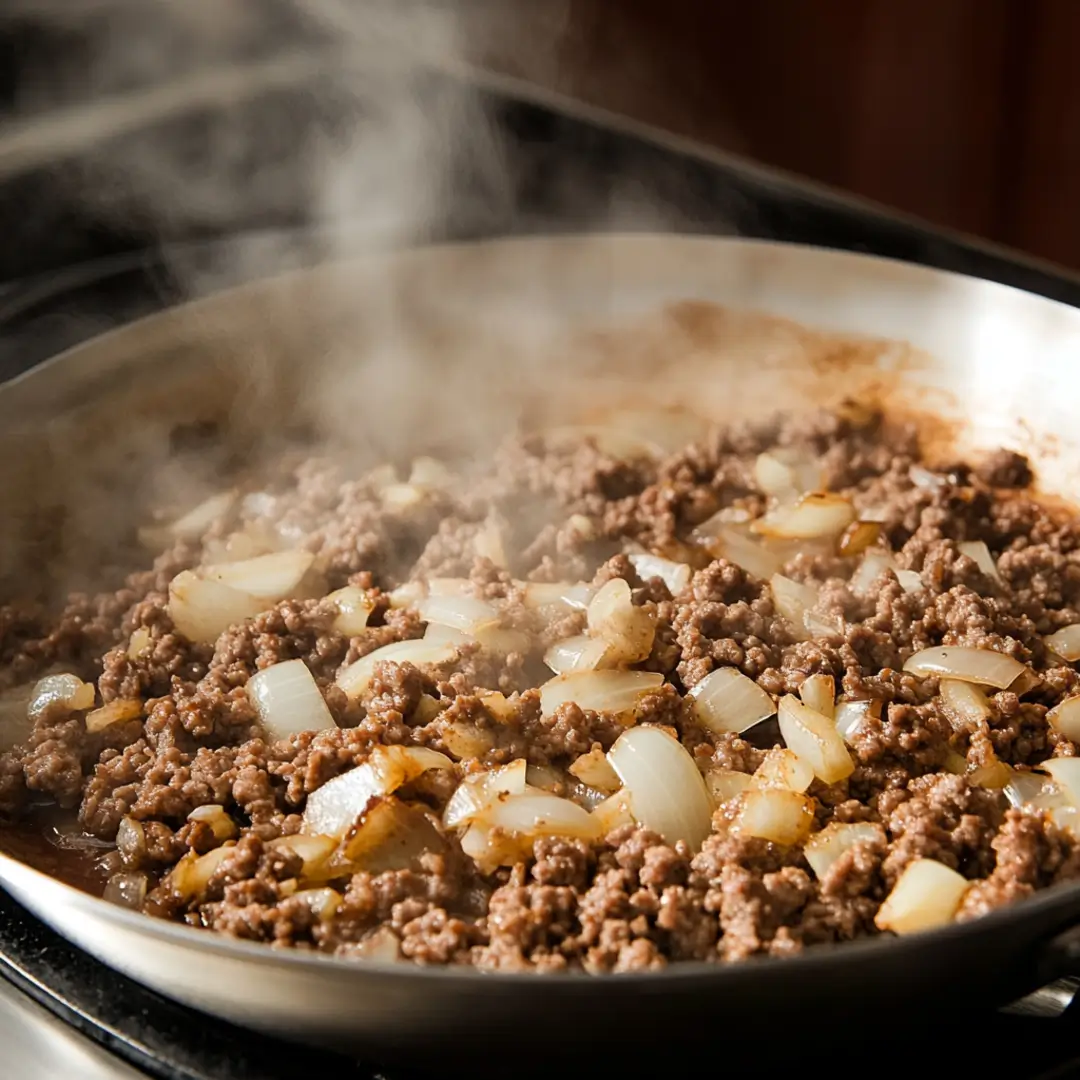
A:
2,364,1079,972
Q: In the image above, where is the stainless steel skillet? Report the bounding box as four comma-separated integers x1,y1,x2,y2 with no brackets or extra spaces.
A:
2,234,1080,1059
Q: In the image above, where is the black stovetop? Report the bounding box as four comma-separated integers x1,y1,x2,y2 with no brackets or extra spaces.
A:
6,39,1080,1080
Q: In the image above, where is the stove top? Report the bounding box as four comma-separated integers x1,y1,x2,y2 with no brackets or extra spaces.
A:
4,55,1080,1080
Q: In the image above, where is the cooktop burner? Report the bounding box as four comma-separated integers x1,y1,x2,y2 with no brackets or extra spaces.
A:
4,60,1080,1080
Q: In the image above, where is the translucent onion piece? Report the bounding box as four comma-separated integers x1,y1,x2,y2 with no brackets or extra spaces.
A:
958,541,1002,583
1039,758,1080,807
293,887,343,922
834,699,878,745
591,789,635,835
804,822,885,879
734,788,815,846
850,551,894,595
586,579,654,665
440,721,496,761
417,594,500,635
337,798,447,874
478,792,601,842
85,699,143,733
187,804,238,842
408,456,454,489
28,673,95,722
521,581,593,612
754,452,800,498
302,745,454,836
705,769,754,805
336,639,457,701
425,578,470,597
387,581,425,609
128,627,152,660
799,674,835,719
967,755,1012,790
543,634,609,676
1051,805,1080,834
902,646,1027,689
141,490,236,548
1003,768,1054,810
895,569,924,594
267,833,338,879
103,871,148,910
687,666,775,735
838,521,881,558
168,570,265,645
1045,624,1080,662
478,691,516,724
542,668,664,721
942,750,969,776
247,659,336,740
626,552,692,595
769,574,841,640
910,465,947,492
874,858,969,935
1009,667,1043,697
354,926,402,961
752,493,855,540
169,844,235,901
606,725,713,851
1048,697,1080,741
707,525,784,581
115,817,146,865
444,759,528,829
568,747,621,792
423,622,530,655
206,551,317,602
939,679,992,731
324,586,375,636
525,763,566,792
777,695,855,784
752,748,815,793
474,518,509,569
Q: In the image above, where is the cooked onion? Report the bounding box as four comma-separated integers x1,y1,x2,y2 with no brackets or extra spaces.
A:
387,581,426,609
423,622,530,655
116,817,146,865
140,490,236,549
606,725,713,851
752,748,814,793
336,639,457,701
591,788,635,834
440,720,496,761
417,594,500,635
206,551,317,602
753,450,822,499
168,570,265,645
128,627,152,659
803,822,884,878
703,525,784,580
337,798,447,874
895,569,923,593
967,755,1011,790
427,578,471,597
478,690,516,723
1048,697,1080,741
353,926,402,961
902,646,1027,688
444,759,528,829
1045,624,1080,662
479,792,601,841
1003,768,1053,809
324,586,375,636
247,659,336,740
292,887,343,922
834,699,878,744
473,517,509,569
267,833,338,879
187,804,238,842
705,769,754,805
626,552,692,595
850,551,921,596
1038,758,1080,806
586,579,654,665
28,673,95,722
85,698,143,733
770,574,842,640
169,843,235,900
103,871,148,909
939,679,992,731
539,670,664,719
874,858,969,935
958,541,1001,583
1009,667,1043,697
543,634,608,675
838,521,881,558
733,788,815,846
302,745,454,836
752,493,855,540
381,483,427,511
687,666,775,735
568,747,621,792
777,695,854,784
521,581,593,612
799,673,835,719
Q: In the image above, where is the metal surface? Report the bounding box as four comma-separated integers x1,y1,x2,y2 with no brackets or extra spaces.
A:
3,234,1080,1059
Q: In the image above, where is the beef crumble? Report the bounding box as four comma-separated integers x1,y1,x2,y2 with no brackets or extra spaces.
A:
3,402,1080,972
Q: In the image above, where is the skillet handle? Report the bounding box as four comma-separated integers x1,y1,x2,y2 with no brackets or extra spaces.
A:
1013,924,1080,1017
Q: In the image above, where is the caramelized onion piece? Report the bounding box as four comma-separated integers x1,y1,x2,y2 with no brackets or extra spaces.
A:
247,659,336,740
103,871,148,910
804,822,884,879
752,748,814,793
324,586,375,636
834,699,879,745
586,579,654,665
539,670,664,720
293,887,343,922
1047,697,1080,742
752,493,855,540
187,804,238,842
903,646,1027,689
939,679,992,731
777,695,854,784
769,574,841,640
799,674,835,719
568,747,621,792
29,674,95,721
480,792,601,841
336,640,457,701
591,788,636,834
85,699,143,733
875,858,969,935
444,760,528,829
168,843,236,901
267,833,339,880
687,666,775,735
337,798,447,874
734,788,815,846
838,521,881,558
1045,624,1080,662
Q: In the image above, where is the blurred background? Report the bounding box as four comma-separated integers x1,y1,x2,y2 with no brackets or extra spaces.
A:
0,0,1077,282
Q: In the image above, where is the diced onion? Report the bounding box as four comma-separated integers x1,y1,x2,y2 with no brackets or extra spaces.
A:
539,670,664,720
752,748,814,793
29,674,95,722
474,518,509,569
187,804,238,842
267,833,339,879
1045,624,1080,663
626,552,692,595
427,578,472,597
733,788,815,846
205,551,317,602
958,540,1002,583
804,822,884,879
479,792,601,841
705,769,754,805
770,574,842,640
777,695,855,784
874,858,969,935
478,691,516,723
387,581,426,609
687,666,775,734
838,521,881,558
543,634,609,675
128,627,152,659
850,551,921,596
336,639,457,700
568,747,621,792
168,570,265,645
336,797,447,874
606,725,713,851
752,493,855,540
702,525,784,581
140,490,236,548
1038,758,1080,806
293,887,343,922
354,926,402,961
85,699,143,733
753,451,822,499
247,659,336,740
168,843,235,901
942,750,969,776
423,622,530,655
586,579,654,665
1048,697,1080,741
103,871,148,909
895,569,924,594
302,745,454,836
939,679,992,731
591,788,636,834
834,699,878,745
902,646,1027,689
324,587,375,636
1003,768,1055,810
417,594,501,635
115,817,146,865
444,759,528,829
521,582,593,612
967,755,1012,790
1009,668,1043,697
440,721,496,761
799,673,835,719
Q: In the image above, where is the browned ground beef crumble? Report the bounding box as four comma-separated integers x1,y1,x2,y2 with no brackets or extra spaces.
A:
3,405,1080,973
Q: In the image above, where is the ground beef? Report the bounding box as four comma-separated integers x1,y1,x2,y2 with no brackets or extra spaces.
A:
3,400,1080,974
